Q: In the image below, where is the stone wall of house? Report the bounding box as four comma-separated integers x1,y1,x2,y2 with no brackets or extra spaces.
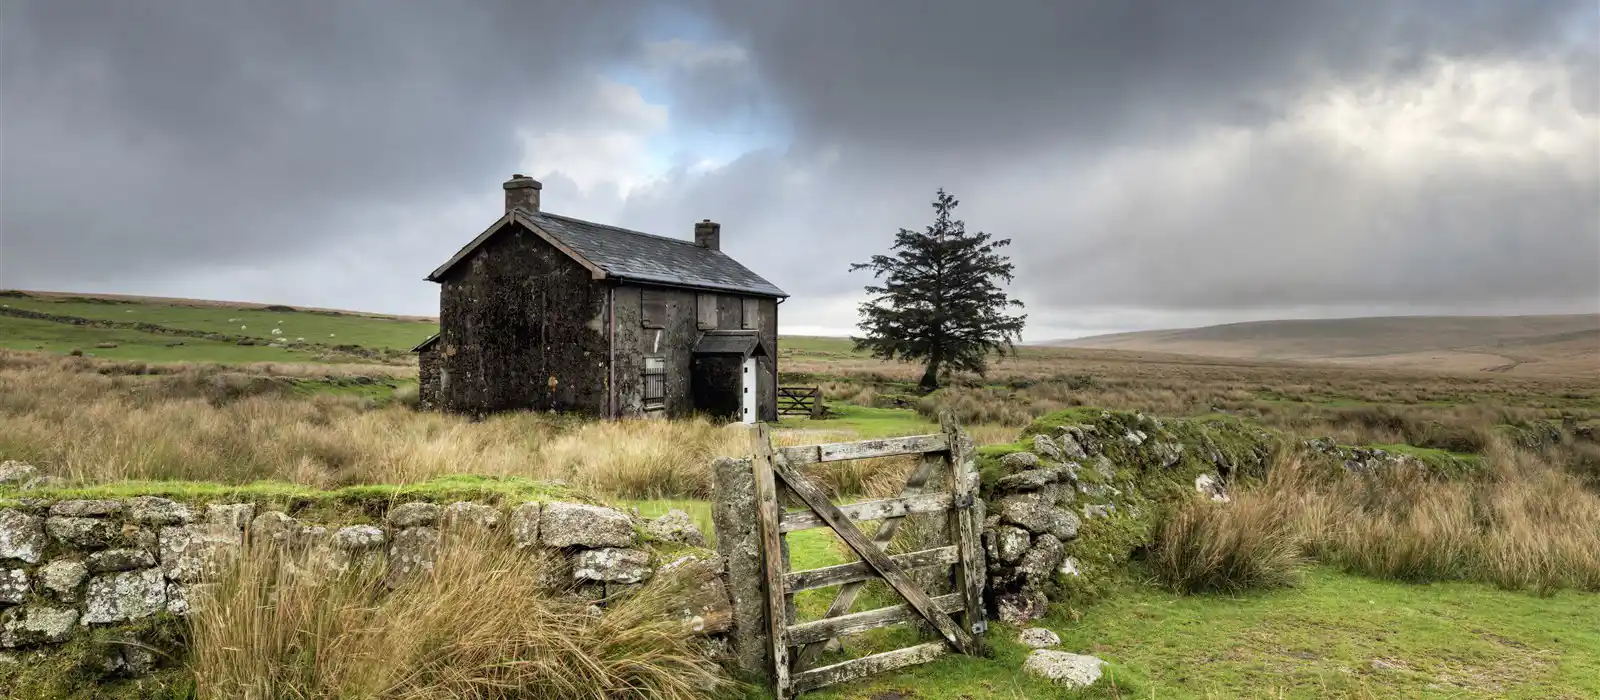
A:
0,492,730,682
980,410,1276,624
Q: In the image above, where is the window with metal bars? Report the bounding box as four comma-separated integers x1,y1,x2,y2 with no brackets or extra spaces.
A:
643,357,666,410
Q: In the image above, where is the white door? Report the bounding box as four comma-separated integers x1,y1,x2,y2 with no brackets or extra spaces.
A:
741,356,758,424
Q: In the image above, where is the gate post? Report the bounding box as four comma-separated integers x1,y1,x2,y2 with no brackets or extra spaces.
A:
710,455,772,682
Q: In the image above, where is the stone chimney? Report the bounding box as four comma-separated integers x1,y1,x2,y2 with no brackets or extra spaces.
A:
503,174,542,214
694,219,721,251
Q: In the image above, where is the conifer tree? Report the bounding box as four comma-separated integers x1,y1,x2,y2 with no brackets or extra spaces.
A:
851,189,1027,391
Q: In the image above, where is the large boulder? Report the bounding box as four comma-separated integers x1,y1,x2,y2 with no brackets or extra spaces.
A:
645,509,705,547
540,502,634,548
0,510,46,563
1022,650,1105,688
572,548,652,584
82,568,167,624
0,605,79,647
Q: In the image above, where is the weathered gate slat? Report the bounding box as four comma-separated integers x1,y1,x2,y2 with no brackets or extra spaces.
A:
792,451,945,669
790,642,950,693
769,458,977,655
750,424,793,698
785,546,959,592
786,592,966,646
778,491,953,533
943,415,988,636
777,433,949,466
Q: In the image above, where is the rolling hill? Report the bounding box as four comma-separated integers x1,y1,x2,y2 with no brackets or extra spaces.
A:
1052,314,1600,377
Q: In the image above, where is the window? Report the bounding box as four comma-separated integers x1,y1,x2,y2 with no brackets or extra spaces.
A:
741,298,760,330
643,357,666,410
697,293,717,330
642,289,667,329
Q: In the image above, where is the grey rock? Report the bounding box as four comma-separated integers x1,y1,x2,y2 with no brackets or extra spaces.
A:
1053,430,1089,459
332,525,385,550
1123,430,1145,447
993,525,1031,564
0,569,27,605
127,497,193,526
710,456,766,678
206,503,256,530
1091,455,1117,481
1082,504,1117,520
509,502,541,549
86,549,157,574
1059,557,1082,577
386,527,439,586
996,589,1049,625
443,502,501,530
0,462,39,486
999,451,1041,471
248,511,300,544
82,568,166,624
159,523,242,582
1195,474,1230,502
540,502,634,548
572,548,652,584
39,560,88,601
50,499,123,517
645,509,705,547
0,510,46,564
1152,442,1185,468
1032,434,1063,461
996,467,1064,492
46,516,115,549
998,493,1080,540
387,502,441,528
1023,650,1105,688
115,643,158,676
1,605,78,647
1019,535,1065,585
19,475,62,491
1019,627,1062,649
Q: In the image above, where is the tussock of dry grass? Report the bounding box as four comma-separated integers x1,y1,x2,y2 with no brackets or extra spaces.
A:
1151,490,1304,594
0,352,745,497
189,536,731,700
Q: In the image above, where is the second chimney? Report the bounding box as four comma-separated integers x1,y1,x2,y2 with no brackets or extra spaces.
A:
504,174,542,214
694,219,721,251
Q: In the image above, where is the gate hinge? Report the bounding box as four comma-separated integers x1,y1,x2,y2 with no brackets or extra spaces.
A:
954,493,976,509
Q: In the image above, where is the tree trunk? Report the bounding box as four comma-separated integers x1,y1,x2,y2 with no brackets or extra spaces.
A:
919,353,942,392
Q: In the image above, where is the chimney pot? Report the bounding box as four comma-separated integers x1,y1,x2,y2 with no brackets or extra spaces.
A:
503,174,542,214
694,219,721,251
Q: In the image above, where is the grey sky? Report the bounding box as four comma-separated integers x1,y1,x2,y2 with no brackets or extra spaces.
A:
2,0,1596,339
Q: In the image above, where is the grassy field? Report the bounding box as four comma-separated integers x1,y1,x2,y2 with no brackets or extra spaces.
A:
2,292,1599,699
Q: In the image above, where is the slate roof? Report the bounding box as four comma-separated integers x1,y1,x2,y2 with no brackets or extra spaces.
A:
693,330,768,357
428,209,787,298
411,333,440,353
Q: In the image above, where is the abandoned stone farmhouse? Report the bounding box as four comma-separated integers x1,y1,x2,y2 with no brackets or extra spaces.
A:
414,174,787,422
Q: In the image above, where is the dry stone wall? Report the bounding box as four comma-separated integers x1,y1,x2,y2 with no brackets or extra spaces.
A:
0,492,730,680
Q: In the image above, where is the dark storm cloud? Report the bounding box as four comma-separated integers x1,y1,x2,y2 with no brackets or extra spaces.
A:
0,0,649,289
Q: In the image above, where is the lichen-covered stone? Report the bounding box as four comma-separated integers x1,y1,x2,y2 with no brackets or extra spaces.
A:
1153,442,1185,468
1022,650,1105,688
49,500,123,517
992,525,1031,564
1091,455,1117,481
127,496,193,526
572,548,652,584
645,509,705,547
996,467,1064,491
1,605,78,647
159,523,242,582
998,493,1080,540
1195,473,1230,502
0,515,41,562
1059,557,1082,577
86,548,157,574
442,501,501,530
82,568,166,624
39,560,88,601
206,503,256,530
1082,504,1117,520
996,589,1049,625
1019,535,1065,585
45,516,116,549
387,502,441,528
1019,627,1062,649
248,511,299,544
1032,434,1063,461
509,502,541,549
0,462,39,486
1000,451,1041,471
540,502,634,548
0,569,27,605
332,525,385,550
1053,429,1090,459
386,527,439,586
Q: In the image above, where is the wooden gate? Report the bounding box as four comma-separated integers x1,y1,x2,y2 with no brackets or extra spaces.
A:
776,386,823,417
750,415,986,698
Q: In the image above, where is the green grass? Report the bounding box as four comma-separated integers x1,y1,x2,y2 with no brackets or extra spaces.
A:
1,294,438,351
780,404,937,439
779,335,866,357
0,314,336,364
808,568,1600,699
